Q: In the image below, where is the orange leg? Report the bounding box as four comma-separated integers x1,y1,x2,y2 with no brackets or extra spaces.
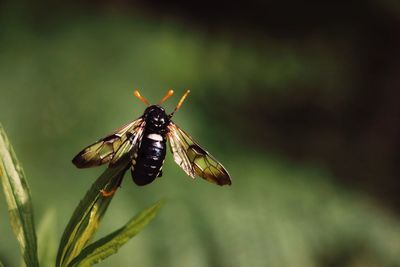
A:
101,175,124,197
100,187,118,197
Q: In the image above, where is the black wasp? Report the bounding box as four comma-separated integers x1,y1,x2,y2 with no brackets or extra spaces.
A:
72,89,231,196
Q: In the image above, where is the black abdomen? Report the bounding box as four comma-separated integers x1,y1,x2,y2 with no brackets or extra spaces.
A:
131,132,166,186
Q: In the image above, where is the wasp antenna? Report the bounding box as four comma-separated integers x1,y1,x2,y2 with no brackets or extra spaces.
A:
170,89,190,117
134,89,150,106
159,89,174,104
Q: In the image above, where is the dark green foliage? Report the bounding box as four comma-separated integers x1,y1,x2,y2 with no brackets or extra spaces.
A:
0,123,163,267
68,200,164,267
56,159,129,267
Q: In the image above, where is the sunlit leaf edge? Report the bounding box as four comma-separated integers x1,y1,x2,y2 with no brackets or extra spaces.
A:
0,123,39,267
56,158,130,267
69,199,165,267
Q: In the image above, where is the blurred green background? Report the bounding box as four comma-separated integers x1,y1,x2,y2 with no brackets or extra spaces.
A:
1,1,400,266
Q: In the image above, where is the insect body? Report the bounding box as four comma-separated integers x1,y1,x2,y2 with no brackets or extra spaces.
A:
72,89,231,195
131,105,169,186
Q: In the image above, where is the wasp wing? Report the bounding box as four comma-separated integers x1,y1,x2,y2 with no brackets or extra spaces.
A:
167,122,231,186
110,121,145,166
167,123,195,178
72,118,145,168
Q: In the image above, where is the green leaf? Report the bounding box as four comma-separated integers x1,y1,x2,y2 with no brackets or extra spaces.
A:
69,199,165,267
0,123,39,267
37,209,58,267
0,260,4,267
56,158,130,267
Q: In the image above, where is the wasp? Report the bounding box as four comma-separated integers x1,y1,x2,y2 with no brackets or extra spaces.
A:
72,89,231,196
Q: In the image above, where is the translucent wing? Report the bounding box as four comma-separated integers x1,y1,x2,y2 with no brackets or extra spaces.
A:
167,122,231,186
72,118,145,168
110,121,145,166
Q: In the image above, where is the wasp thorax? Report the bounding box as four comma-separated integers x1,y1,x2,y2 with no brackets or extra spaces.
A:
144,105,169,131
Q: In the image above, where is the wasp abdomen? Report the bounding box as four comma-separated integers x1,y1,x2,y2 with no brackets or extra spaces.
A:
131,132,166,186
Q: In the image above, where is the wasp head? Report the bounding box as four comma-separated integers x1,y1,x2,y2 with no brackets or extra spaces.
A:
143,105,169,131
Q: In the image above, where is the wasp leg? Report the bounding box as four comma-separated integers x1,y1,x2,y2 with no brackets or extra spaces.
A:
100,188,118,197
157,170,163,178
100,175,123,197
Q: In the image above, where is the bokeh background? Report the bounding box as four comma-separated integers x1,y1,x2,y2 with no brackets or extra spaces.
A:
1,1,400,266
